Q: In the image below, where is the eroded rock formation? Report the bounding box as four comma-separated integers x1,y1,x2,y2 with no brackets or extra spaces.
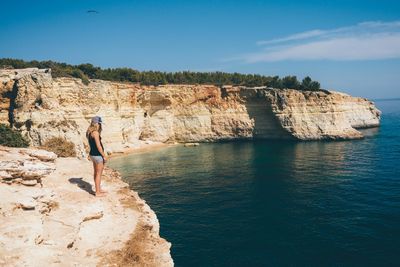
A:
0,146,173,266
0,68,381,156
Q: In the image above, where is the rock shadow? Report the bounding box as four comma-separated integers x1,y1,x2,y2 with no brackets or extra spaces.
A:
69,177,95,195
242,89,293,139
7,80,18,127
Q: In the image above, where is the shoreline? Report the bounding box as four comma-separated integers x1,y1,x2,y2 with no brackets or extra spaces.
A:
108,142,177,159
0,146,174,266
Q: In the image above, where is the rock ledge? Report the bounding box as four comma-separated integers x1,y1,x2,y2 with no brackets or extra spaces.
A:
0,146,173,267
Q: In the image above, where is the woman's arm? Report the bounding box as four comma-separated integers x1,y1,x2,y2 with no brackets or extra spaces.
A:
91,131,107,160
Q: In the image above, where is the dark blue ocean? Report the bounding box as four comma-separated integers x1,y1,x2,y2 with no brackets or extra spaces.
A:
110,100,400,266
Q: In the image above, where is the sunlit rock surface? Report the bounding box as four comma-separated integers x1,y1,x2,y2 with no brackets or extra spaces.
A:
0,68,381,156
0,146,173,266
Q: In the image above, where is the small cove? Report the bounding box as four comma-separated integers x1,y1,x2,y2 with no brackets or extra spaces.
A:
110,100,400,266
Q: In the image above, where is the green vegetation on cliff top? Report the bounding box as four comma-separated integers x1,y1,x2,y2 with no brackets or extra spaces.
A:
0,124,29,147
0,58,321,90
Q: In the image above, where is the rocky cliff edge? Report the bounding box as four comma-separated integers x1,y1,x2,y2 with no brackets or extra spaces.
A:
0,146,173,266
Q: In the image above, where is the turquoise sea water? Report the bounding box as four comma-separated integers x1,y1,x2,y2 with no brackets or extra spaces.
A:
110,100,400,266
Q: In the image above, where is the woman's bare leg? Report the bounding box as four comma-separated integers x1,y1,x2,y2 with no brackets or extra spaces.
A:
94,162,105,196
98,161,107,193
92,161,97,184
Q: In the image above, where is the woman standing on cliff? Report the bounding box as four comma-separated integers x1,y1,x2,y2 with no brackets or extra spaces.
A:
86,116,107,197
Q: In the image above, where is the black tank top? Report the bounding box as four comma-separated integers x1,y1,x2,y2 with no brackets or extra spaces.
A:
88,132,104,156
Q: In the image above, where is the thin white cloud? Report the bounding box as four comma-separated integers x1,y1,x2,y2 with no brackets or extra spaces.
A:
256,30,326,45
238,21,400,62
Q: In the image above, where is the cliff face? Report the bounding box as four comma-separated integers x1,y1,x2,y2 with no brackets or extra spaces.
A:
0,68,381,155
0,146,173,266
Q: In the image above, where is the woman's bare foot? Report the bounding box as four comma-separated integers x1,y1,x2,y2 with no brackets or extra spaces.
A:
95,193,106,197
100,189,108,193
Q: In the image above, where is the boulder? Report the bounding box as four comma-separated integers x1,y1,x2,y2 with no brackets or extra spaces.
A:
0,147,56,185
20,149,57,162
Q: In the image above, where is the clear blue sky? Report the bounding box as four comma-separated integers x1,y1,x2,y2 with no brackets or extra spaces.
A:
1,0,399,99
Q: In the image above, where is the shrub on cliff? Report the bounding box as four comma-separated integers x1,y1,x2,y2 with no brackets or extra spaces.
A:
0,124,30,147
70,69,90,85
301,76,321,91
282,75,301,89
41,137,77,157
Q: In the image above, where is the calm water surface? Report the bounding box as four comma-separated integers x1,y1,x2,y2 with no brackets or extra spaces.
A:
110,100,400,266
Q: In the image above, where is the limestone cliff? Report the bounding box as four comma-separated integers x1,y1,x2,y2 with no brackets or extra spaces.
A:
0,146,173,266
0,68,381,156
0,146,173,267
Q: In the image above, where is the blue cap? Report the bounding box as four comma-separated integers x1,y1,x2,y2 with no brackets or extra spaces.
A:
91,116,103,124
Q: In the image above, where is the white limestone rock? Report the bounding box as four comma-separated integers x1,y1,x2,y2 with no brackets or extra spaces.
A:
20,149,57,162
